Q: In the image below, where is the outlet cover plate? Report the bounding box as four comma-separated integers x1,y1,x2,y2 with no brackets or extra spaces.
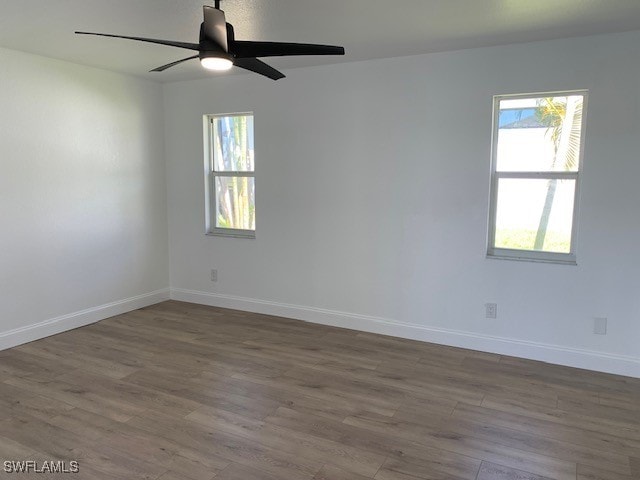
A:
594,317,607,335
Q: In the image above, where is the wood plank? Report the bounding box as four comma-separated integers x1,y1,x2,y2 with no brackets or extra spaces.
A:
376,407,632,476
309,360,480,408
3,375,146,422
0,412,90,459
630,457,639,476
185,405,386,477
202,369,377,421
0,381,75,421
232,372,399,417
375,452,480,480
121,368,279,420
452,402,640,457
73,444,166,480
476,461,554,480
265,407,491,479
15,341,141,380
314,464,374,480
576,463,635,480
340,410,576,480
0,435,49,461
481,396,640,442
127,410,323,480
0,348,72,381
157,471,215,480
557,397,640,426
497,356,640,396
212,463,281,480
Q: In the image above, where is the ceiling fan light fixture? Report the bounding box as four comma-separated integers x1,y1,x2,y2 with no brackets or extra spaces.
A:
200,56,233,71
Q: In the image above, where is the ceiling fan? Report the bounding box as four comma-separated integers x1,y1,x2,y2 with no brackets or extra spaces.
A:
75,0,345,80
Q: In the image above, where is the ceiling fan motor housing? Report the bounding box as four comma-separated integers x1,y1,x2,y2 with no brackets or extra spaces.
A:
199,23,233,62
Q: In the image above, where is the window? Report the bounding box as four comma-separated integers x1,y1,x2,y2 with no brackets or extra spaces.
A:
487,91,587,264
205,113,256,238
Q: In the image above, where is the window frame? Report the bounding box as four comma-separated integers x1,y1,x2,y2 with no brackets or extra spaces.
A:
204,112,256,239
487,90,588,265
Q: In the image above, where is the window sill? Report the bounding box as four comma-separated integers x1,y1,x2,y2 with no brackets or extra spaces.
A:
206,230,256,239
486,249,576,265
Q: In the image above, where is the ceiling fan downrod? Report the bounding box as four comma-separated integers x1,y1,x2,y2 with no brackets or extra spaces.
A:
215,0,221,9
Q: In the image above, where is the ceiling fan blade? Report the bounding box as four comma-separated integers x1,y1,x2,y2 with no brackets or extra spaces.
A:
203,6,228,51
232,41,345,58
150,55,199,72
234,58,285,80
75,32,200,51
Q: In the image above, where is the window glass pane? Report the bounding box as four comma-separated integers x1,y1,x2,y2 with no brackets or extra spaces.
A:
215,176,256,231
212,115,254,172
496,95,583,172
494,178,576,253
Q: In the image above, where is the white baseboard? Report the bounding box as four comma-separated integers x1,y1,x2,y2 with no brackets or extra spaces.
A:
0,288,170,351
171,288,640,379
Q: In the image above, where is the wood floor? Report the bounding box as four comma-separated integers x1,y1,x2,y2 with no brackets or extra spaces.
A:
1,301,639,480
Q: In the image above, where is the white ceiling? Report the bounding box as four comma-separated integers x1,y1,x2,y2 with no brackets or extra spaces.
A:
2,0,640,83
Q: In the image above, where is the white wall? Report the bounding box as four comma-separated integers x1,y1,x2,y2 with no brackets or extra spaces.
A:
166,31,640,377
0,47,169,348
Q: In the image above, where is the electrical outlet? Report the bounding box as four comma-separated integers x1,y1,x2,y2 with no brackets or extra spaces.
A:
210,269,218,282
594,317,607,335
485,303,497,319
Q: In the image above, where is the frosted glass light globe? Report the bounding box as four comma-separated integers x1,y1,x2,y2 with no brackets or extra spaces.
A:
200,57,233,71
